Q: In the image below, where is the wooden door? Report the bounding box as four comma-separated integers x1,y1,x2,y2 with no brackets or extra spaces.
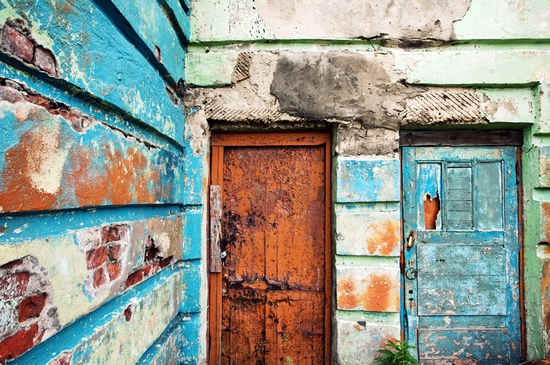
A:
403,145,521,364
209,132,332,365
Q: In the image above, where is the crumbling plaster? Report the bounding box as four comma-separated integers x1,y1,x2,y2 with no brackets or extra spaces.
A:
190,0,550,42
185,49,532,157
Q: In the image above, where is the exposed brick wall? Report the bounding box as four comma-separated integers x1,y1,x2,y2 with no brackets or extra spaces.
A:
0,256,60,363
1,20,57,76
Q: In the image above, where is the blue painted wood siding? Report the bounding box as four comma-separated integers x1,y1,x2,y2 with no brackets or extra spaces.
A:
0,1,201,364
403,146,521,364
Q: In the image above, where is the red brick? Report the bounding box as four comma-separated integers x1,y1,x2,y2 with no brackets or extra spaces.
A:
17,293,47,322
159,256,173,269
2,25,33,63
125,269,143,288
143,264,153,277
108,244,121,261
86,247,107,269
93,267,107,288
49,351,73,365
124,305,132,322
0,259,24,269
0,272,29,300
0,323,39,362
32,45,56,76
101,224,127,243
106,262,121,280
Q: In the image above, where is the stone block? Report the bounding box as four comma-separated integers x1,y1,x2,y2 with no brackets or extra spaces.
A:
336,158,400,203
336,209,400,256
337,265,400,312
335,317,399,365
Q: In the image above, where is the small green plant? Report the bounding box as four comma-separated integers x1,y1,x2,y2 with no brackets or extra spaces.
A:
375,339,419,365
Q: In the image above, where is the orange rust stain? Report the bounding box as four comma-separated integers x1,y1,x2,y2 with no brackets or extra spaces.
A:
0,127,59,213
542,260,550,332
542,202,550,242
337,278,358,309
104,147,158,205
423,193,440,230
353,324,362,332
70,146,110,207
105,148,133,205
362,273,397,312
70,145,160,207
365,218,399,256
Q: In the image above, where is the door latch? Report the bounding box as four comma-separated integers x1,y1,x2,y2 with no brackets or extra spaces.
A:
405,268,417,280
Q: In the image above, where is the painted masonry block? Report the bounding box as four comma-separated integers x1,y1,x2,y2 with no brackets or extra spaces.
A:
0,215,184,359
336,207,401,257
336,158,400,203
0,82,184,214
335,317,400,365
336,265,400,312
183,143,206,206
179,261,201,314
12,267,185,365
0,0,184,143
540,146,550,188
183,207,204,260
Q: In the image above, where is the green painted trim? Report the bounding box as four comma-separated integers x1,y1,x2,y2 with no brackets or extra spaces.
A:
336,310,400,326
521,127,544,358
335,255,399,266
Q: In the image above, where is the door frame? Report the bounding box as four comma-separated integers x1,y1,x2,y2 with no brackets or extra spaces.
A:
208,131,333,365
399,129,525,361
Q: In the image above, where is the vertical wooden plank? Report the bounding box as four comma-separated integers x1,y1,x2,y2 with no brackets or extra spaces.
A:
209,146,224,365
210,185,222,272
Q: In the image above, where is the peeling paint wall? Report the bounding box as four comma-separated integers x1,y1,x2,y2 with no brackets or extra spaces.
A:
186,0,550,363
0,0,205,364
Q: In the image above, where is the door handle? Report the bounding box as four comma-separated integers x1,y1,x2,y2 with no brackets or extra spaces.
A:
406,231,415,249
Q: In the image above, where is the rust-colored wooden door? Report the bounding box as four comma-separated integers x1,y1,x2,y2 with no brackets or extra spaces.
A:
209,132,332,365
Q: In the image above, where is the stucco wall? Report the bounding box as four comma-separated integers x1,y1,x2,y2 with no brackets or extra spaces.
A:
186,0,550,363
0,1,206,364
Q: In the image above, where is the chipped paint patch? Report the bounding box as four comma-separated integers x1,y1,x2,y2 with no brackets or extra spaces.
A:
336,210,400,257
337,266,400,312
335,316,399,365
336,158,400,203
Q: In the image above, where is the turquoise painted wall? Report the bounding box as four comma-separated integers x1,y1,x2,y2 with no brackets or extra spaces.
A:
0,0,205,364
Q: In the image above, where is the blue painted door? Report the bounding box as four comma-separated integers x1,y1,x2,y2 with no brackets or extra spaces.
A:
403,146,521,364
